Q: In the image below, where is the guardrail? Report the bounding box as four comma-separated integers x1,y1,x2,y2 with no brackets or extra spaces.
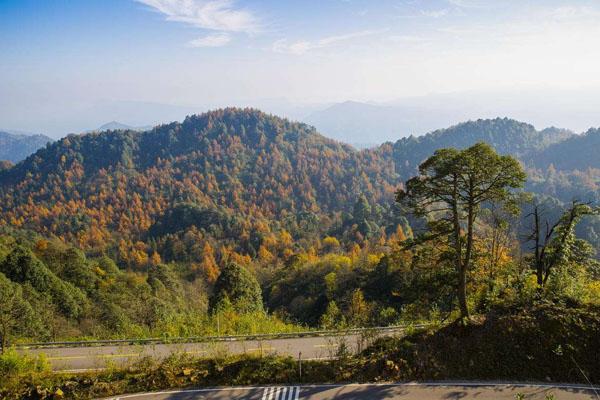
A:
12,323,430,350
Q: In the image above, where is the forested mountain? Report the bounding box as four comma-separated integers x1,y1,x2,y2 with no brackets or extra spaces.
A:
0,110,594,261
532,127,600,171
0,131,53,163
384,118,573,178
1,108,599,344
0,109,399,264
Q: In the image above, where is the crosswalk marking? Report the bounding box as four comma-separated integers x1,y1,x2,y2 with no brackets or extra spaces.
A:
261,386,299,400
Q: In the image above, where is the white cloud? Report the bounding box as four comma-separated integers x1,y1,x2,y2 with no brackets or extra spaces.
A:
188,33,231,47
272,30,384,55
546,6,600,21
420,9,448,18
389,35,427,43
136,0,259,42
446,0,490,8
396,7,449,19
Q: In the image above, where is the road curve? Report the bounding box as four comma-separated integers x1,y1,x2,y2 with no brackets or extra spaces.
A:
103,383,600,399
18,334,371,371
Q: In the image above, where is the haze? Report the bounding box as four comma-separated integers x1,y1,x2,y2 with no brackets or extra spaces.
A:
2,0,600,138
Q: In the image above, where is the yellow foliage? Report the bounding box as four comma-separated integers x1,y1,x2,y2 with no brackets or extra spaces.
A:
323,254,352,268
367,253,383,266
349,243,361,260
258,245,274,263
150,252,162,266
322,236,340,252
282,248,294,259
201,242,219,284
279,230,293,247
35,239,49,252
584,281,600,304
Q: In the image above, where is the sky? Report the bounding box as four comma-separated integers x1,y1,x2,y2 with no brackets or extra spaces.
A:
2,0,600,137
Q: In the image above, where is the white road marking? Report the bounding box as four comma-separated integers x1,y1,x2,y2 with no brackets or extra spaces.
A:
262,386,271,400
262,387,299,400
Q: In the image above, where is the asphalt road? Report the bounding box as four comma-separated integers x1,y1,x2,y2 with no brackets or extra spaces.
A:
103,383,600,399
19,334,370,371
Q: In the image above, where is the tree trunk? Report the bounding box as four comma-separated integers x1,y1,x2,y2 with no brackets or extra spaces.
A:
451,176,469,320
0,329,6,354
458,265,469,320
459,191,475,321
533,207,544,287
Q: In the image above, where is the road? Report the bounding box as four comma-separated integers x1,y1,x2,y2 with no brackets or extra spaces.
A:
18,333,370,371
104,383,600,399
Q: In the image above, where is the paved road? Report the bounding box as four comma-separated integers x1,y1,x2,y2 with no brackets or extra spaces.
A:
19,334,371,371
104,383,600,399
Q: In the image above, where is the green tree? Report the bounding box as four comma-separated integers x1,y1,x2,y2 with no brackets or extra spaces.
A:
0,273,34,352
397,143,526,320
319,300,344,329
352,195,377,238
209,263,263,314
0,245,86,319
527,200,598,288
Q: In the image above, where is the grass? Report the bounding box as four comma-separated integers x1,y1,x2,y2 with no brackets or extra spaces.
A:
2,301,599,399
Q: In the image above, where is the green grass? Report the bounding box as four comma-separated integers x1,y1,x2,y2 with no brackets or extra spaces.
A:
2,302,599,400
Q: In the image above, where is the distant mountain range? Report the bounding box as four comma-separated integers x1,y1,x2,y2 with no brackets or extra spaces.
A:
305,88,600,144
0,122,155,163
0,130,53,163
1,109,599,254
305,101,426,144
87,121,153,133
532,127,600,171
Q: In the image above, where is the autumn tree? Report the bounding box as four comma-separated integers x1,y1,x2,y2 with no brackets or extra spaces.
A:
348,288,369,327
397,143,526,320
200,242,219,283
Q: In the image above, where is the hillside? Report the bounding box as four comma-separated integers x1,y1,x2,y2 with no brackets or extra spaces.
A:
384,118,573,177
532,127,600,171
0,110,597,262
1,109,599,346
0,109,398,259
0,131,53,163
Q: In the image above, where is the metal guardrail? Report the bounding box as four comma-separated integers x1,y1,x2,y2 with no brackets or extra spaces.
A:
12,324,430,350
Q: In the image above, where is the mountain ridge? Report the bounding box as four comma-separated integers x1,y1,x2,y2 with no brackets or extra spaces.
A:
0,108,596,257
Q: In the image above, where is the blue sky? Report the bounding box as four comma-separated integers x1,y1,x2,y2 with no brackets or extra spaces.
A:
2,0,600,136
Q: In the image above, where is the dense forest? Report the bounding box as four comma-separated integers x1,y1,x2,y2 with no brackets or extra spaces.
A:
0,108,599,346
